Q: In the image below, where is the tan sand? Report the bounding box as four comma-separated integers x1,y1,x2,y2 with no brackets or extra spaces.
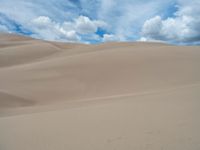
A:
0,33,200,150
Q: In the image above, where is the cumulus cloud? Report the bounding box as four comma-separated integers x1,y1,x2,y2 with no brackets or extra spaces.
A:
29,15,107,42
75,16,107,34
142,16,162,39
31,16,54,28
103,34,120,42
142,0,200,44
30,16,79,42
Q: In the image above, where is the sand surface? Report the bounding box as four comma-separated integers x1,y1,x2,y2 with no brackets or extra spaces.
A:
0,33,200,150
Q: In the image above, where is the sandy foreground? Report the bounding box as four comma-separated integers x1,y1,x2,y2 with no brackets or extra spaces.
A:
0,33,200,150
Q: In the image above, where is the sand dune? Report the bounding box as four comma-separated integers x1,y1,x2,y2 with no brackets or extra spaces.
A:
0,33,200,150
0,42,61,67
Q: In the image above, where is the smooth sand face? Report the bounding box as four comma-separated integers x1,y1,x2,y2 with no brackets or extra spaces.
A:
0,34,200,150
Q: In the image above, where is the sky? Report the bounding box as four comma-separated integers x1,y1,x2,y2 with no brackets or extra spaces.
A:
0,0,199,44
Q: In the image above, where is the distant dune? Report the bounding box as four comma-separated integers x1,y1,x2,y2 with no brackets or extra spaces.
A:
0,33,200,150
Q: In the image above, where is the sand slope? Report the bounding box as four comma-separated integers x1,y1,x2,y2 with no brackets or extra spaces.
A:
0,34,200,150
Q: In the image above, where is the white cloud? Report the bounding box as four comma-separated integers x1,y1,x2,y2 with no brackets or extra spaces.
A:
138,37,167,43
30,16,80,42
142,0,200,44
142,16,162,39
29,15,107,42
65,31,79,41
31,16,54,28
75,16,107,34
103,34,120,42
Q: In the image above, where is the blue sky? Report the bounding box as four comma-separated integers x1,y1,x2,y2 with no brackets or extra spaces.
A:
0,0,199,44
